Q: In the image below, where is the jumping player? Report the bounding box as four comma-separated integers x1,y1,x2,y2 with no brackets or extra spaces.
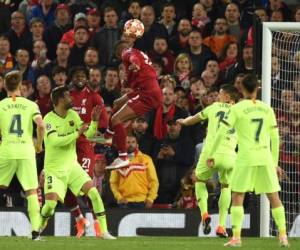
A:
104,40,163,169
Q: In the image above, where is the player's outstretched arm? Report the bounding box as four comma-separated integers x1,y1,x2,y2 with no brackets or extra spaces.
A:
34,115,45,153
84,105,101,139
47,129,79,146
176,114,202,126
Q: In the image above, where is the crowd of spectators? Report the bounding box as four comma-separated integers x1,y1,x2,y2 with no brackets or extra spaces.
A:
0,0,299,212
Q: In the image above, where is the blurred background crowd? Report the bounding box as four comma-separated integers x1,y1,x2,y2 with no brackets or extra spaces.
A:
0,0,299,216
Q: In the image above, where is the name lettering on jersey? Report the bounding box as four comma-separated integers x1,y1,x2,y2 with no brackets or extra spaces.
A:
2,103,27,111
243,106,268,114
219,103,231,108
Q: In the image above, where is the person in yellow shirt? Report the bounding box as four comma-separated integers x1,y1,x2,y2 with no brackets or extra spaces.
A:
110,134,159,209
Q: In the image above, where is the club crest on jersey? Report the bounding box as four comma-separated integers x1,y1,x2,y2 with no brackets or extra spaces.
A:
46,123,51,130
69,120,75,126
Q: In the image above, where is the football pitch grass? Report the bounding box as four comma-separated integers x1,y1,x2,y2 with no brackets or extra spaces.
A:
0,237,299,250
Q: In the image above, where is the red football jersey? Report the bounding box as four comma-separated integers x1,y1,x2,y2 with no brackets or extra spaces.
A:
70,87,108,141
36,95,52,117
122,48,159,92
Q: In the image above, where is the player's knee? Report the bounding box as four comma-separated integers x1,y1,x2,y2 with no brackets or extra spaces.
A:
87,187,100,203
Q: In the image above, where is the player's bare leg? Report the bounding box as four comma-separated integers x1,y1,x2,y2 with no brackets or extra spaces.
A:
25,189,41,240
224,192,244,247
106,103,137,170
103,94,129,144
195,179,211,235
64,190,90,238
81,181,116,239
267,192,289,247
40,193,59,233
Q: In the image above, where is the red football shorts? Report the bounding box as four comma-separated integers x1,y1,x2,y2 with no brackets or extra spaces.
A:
127,88,162,116
76,141,95,177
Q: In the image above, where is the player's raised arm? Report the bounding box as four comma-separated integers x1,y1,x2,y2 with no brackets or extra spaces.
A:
176,114,202,126
83,105,101,139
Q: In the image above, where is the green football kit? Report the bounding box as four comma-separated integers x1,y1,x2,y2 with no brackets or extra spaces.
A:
0,96,41,233
42,108,109,235
209,99,286,241
43,109,97,201
0,96,41,190
209,99,280,194
195,101,237,229
196,102,237,184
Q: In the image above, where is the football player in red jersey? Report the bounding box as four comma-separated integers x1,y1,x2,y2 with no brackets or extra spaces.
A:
65,66,109,238
104,40,163,169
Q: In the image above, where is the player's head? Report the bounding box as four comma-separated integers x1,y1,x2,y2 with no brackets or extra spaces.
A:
4,70,22,92
240,74,260,96
218,84,240,104
70,66,88,89
115,40,130,59
51,86,73,110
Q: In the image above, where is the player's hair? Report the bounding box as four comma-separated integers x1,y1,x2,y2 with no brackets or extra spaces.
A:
51,86,69,106
241,74,260,93
220,84,240,103
114,40,129,54
4,70,22,91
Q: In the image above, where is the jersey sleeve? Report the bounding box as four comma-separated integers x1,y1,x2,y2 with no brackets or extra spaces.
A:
198,105,211,120
45,116,79,147
269,108,280,167
73,110,97,139
31,102,42,121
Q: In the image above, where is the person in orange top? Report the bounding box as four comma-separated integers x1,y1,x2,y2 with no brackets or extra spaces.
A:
0,36,14,75
203,18,236,58
110,134,159,209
